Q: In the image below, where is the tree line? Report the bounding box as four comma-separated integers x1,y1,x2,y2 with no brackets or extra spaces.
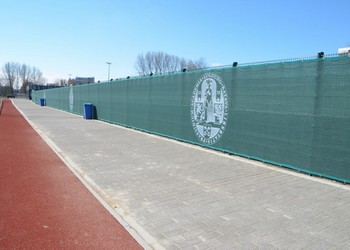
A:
135,51,207,76
1,51,207,96
0,62,45,94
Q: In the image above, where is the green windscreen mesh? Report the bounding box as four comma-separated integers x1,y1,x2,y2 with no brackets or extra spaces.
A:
32,56,350,183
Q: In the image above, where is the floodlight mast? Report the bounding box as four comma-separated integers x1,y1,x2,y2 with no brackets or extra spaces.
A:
106,62,111,81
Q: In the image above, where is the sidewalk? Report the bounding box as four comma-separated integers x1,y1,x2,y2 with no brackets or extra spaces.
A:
10,99,350,249
0,99,143,249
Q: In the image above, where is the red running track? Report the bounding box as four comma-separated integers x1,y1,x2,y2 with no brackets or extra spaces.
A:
0,100,142,249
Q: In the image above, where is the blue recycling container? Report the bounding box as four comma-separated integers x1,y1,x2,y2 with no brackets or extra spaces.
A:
84,103,93,119
40,98,45,106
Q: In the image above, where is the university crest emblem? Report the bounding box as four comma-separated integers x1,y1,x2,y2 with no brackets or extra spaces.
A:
191,73,228,145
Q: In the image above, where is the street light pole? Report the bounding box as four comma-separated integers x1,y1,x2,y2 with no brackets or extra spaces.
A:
106,62,111,81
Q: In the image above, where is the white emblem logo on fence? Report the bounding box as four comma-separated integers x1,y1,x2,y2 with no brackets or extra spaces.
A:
191,73,228,145
69,86,74,111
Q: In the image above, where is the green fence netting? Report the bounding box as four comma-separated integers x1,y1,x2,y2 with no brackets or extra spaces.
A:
32,55,350,183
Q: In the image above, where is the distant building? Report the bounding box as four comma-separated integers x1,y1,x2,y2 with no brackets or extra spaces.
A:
338,47,350,55
74,77,95,85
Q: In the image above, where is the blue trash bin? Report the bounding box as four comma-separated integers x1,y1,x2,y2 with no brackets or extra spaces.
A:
84,103,93,119
40,98,45,106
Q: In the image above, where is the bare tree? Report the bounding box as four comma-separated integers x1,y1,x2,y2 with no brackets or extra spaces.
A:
19,64,29,83
54,78,67,86
30,66,45,85
19,64,31,93
1,62,46,94
15,66,21,90
19,64,45,93
1,62,19,94
135,54,147,76
179,57,187,71
135,51,208,76
154,51,164,74
167,54,180,73
193,57,207,69
145,52,155,74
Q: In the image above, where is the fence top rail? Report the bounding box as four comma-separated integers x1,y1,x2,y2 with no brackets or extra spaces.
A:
31,53,349,89
115,52,350,81
111,53,348,81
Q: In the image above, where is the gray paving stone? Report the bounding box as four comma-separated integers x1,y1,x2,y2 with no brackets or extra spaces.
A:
175,237,203,249
308,240,336,250
326,230,350,245
14,99,350,249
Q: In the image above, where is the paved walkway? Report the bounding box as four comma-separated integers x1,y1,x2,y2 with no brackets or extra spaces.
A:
12,99,350,249
0,99,143,249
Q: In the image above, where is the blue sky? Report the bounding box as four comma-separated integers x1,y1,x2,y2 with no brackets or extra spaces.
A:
0,0,349,83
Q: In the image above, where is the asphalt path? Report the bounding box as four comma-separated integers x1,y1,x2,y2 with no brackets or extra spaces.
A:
0,99,142,249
